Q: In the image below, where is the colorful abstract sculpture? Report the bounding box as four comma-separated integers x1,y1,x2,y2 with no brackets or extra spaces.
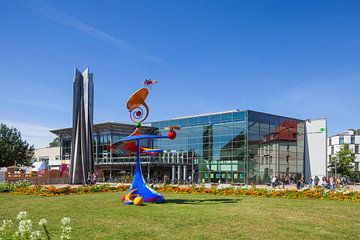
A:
113,84,180,205
133,196,143,206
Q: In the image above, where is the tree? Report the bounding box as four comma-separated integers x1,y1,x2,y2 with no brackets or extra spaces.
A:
329,143,356,178
356,129,360,135
49,137,60,147
0,123,34,167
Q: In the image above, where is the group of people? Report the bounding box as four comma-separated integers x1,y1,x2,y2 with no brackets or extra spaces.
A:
321,176,348,190
271,175,349,190
271,175,298,189
87,172,98,185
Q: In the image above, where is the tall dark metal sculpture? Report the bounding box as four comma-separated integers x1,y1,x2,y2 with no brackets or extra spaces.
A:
69,68,94,184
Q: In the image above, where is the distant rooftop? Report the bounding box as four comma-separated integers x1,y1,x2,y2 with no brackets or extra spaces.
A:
51,121,153,136
332,129,358,137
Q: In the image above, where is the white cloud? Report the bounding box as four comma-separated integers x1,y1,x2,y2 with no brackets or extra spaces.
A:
1,120,56,148
23,0,166,64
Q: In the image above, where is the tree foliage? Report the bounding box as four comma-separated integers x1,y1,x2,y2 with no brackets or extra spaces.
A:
329,143,356,177
0,123,34,167
49,137,60,147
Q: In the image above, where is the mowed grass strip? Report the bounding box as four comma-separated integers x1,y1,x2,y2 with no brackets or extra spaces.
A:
1,192,360,240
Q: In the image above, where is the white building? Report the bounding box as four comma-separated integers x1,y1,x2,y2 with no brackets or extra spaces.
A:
327,129,360,172
32,147,61,170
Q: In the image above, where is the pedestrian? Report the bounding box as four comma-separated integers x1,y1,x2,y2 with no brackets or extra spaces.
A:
271,176,277,188
87,172,92,185
91,172,97,185
314,176,319,187
330,177,335,190
281,175,286,189
296,179,301,189
322,176,328,189
308,176,313,188
300,176,305,189
337,177,341,188
342,177,347,187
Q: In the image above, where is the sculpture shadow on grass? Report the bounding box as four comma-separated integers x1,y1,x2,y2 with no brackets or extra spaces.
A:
165,198,242,205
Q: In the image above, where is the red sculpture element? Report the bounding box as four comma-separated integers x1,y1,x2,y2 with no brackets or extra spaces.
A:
164,126,180,140
167,130,176,140
143,79,157,86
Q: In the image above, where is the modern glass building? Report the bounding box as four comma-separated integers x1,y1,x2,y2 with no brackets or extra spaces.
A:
151,110,305,184
52,110,306,184
51,122,156,182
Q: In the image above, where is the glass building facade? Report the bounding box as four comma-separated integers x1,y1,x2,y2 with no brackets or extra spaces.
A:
53,110,305,184
151,110,305,184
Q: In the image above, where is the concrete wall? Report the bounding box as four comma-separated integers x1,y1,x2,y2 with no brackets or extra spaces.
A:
33,147,60,166
304,119,327,179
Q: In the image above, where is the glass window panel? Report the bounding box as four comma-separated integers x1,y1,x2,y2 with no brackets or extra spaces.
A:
233,111,246,121
210,114,221,124
188,117,199,126
179,119,188,128
221,113,232,123
199,116,210,125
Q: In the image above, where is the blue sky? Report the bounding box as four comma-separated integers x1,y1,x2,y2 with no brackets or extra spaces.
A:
0,0,359,148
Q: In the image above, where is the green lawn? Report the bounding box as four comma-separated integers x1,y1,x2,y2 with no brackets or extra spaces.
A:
1,192,360,240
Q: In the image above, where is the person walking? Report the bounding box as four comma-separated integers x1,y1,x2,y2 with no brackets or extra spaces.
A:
281,175,286,189
314,176,319,187
337,177,341,189
330,177,335,190
308,176,313,189
271,176,277,188
87,172,92,185
300,176,305,189
91,172,97,185
322,176,328,189
296,179,301,189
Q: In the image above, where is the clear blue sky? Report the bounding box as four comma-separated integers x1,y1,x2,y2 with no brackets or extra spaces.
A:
0,0,359,148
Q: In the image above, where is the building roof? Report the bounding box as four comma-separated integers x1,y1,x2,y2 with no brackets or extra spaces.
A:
169,109,241,120
330,129,357,137
50,121,155,137
151,109,303,123
261,120,299,143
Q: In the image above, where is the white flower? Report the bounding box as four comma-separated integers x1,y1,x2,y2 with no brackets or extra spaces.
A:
61,217,71,226
30,230,41,240
2,220,13,228
38,218,47,226
60,217,72,240
17,211,27,220
60,225,72,240
18,219,32,235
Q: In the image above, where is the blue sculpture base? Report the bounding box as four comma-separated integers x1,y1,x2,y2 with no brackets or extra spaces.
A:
124,138,165,204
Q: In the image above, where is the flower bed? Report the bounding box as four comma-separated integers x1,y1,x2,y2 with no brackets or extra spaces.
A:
154,185,360,202
12,184,129,197
7,183,360,202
